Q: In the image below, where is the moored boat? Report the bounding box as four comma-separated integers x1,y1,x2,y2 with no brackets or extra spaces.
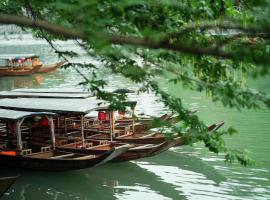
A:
86,121,225,144
0,108,117,171
56,137,181,162
0,64,42,76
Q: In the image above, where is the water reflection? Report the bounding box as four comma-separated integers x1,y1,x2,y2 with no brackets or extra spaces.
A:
0,150,229,200
0,75,41,90
0,70,68,91
0,161,180,200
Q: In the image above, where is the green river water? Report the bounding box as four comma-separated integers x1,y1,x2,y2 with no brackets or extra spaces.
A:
0,36,269,200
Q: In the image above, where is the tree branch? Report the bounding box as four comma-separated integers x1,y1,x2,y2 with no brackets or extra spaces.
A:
0,13,266,62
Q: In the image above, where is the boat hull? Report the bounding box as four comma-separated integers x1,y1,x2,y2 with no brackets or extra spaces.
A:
112,138,181,162
0,149,113,171
38,61,66,73
0,65,42,76
58,138,181,162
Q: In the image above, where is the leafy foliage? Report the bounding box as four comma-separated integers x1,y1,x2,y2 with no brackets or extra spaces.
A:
1,0,270,165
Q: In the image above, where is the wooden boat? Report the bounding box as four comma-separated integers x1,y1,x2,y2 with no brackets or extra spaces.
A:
103,109,197,133
0,96,224,146
37,60,66,73
0,54,41,76
87,121,225,144
57,137,181,162
0,108,118,171
0,64,42,76
0,149,115,171
0,54,65,75
112,137,181,162
0,176,18,197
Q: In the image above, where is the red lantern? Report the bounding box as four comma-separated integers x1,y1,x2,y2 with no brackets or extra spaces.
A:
98,111,106,121
39,117,49,126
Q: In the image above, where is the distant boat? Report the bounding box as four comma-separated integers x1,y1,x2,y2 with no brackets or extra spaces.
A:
0,176,18,197
0,64,42,76
0,54,66,76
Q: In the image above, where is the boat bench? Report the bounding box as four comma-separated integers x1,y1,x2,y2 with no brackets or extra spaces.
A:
51,153,74,159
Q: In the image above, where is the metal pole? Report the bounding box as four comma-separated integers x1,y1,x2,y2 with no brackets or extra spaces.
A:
80,115,85,146
49,117,56,150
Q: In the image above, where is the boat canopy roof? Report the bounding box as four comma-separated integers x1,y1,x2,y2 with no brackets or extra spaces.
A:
12,88,88,94
0,108,56,121
0,91,91,99
0,54,38,60
0,97,137,115
11,88,134,94
0,97,108,114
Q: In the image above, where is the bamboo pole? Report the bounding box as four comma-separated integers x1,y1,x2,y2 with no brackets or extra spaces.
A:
6,122,9,135
110,111,115,141
81,115,85,146
132,108,135,134
48,117,56,150
16,120,23,155
57,117,60,134
64,116,67,134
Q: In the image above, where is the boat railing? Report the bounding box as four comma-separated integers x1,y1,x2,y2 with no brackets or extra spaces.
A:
41,146,51,152
22,149,32,156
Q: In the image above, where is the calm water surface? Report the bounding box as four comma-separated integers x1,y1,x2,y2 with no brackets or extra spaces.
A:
0,36,269,200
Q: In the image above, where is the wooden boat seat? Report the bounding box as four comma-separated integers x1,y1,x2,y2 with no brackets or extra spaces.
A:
61,130,81,136
51,153,74,159
86,144,111,150
130,144,155,150
116,131,133,138
41,146,51,152
140,132,157,138
84,142,93,148
27,151,53,158
74,154,96,160
99,140,108,145
22,149,32,155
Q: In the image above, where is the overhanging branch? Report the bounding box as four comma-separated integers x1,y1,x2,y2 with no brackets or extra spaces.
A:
0,13,263,62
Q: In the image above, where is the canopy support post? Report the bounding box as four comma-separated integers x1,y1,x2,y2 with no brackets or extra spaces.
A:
5,122,9,135
57,117,60,134
16,119,24,155
80,115,85,146
48,117,56,150
64,116,67,134
110,111,114,141
132,108,135,134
